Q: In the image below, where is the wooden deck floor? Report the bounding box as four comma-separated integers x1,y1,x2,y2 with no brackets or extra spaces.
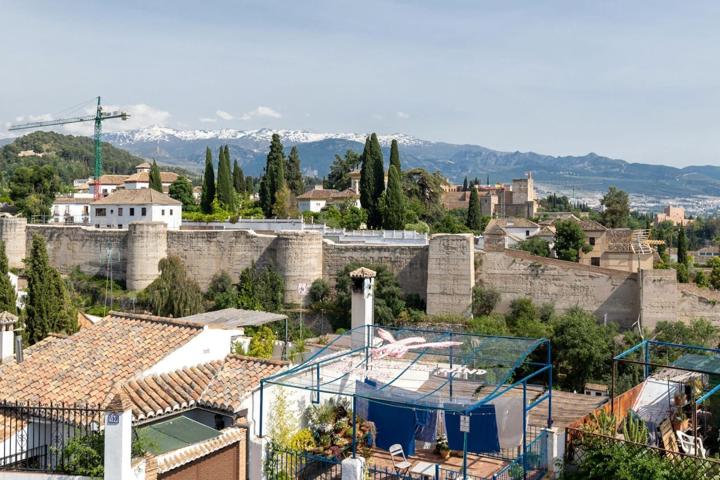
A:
368,446,507,479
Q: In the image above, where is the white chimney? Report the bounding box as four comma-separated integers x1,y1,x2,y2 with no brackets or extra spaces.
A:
0,311,18,364
350,267,376,350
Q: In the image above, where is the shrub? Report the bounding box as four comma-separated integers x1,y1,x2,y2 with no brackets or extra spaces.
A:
309,278,330,303
247,326,277,359
472,285,500,316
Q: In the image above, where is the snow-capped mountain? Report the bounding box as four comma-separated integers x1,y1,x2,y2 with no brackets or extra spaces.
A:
96,126,720,201
105,126,428,149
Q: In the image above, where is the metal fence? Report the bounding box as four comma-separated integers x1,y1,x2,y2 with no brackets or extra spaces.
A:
492,429,547,480
0,400,105,473
265,445,342,479
564,427,720,480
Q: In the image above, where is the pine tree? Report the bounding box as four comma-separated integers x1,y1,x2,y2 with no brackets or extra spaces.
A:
232,159,245,194
149,160,163,192
286,146,304,196
259,134,287,217
216,145,235,211
382,165,405,230
462,177,468,192
24,235,77,344
0,241,16,314
389,139,401,173
466,188,482,231
200,147,215,214
678,224,689,266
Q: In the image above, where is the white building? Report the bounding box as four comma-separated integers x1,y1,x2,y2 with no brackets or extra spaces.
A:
50,196,93,224
124,162,178,192
296,185,360,213
88,174,128,197
91,188,183,230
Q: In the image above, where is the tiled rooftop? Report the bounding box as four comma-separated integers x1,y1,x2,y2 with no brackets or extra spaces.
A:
0,312,203,407
123,355,287,421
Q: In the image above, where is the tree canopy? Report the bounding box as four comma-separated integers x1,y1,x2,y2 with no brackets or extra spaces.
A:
554,219,590,262
466,188,482,231
381,165,405,230
259,134,287,217
216,145,236,211
149,160,162,192
326,150,360,191
600,186,630,228
200,147,215,214
141,256,205,318
168,176,194,209
286,146,304,196
0,241,16,314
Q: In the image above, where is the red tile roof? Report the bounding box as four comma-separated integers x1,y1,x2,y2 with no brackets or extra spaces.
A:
0,312,203,407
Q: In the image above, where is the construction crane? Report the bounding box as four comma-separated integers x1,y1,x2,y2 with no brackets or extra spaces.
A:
8,97,130,199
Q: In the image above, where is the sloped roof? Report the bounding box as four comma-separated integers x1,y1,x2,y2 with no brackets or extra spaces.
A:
297,188,340,200
122,355,287,420
136,162,152,169
155,426,245,474
92,188,181,206
124,171,179,184
487,217,540,229
98,174,130,185
606,229,634,252
180,308,287,329
53,196,93,205
0,312,203,406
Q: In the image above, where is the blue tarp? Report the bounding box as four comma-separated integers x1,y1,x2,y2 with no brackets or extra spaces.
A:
367,398,418,455
445,405,500,454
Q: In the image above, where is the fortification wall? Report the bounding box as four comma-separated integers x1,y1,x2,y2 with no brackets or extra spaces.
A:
322,240,428,298
677,284,720,324
479,250,640,328
639,269,678,329
0,217,27,269
167,229,276,289
26,225,128,280
427,234,475,315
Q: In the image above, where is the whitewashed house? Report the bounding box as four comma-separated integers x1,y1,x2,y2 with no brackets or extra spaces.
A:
124,162,178,192
87,174,128,197
50,196,92,224
296,185,360,213
91,189,182,230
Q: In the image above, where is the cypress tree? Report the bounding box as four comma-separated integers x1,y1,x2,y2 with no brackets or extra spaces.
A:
359,137,375,213
467,188,482,231
217,145,235,211
149,160,163,192
678,225,688,266
368,133,385,229
382,165,405,230
233,159,245,194
389,139,401,173
462,177,468,192
0,241,16,314
25,235,77,344
200,147,215,214
286,146,304,196
259,134,287,217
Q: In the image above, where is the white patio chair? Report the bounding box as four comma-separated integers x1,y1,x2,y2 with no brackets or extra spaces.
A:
389,443,413,474
676,430,707,458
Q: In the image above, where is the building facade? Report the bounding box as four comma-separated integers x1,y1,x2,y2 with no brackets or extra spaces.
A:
91,189,182,229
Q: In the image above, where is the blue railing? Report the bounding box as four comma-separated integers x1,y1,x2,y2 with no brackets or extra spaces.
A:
492,430,547,480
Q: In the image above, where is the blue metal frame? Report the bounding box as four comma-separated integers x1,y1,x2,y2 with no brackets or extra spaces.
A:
259,325,553,479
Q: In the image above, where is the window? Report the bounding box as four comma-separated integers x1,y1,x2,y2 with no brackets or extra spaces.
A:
95,208,107,217
118,208,124,216
525,230,530,237
130,207,135,216
169,209,173,215
589,237,596,246
141,207,147,216
95,224,100,228
118,225,123,229
161,209,165,216
591,257,600,267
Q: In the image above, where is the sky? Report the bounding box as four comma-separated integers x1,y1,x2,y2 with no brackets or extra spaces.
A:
1,0,720,167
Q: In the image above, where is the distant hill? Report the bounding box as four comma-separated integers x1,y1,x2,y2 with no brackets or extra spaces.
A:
97,126,720,200
0,131,195,184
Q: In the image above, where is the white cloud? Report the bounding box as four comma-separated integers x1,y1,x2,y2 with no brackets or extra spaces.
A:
396,111,410,119
372,113,384,120
13,113,54,123
199,117,217,123
239,106,283,121
215,110,234,120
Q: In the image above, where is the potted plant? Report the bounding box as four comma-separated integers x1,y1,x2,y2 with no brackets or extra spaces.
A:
435,434,450,460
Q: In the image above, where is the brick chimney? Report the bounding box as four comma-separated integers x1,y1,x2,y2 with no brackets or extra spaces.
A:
0,311,18,363
349,267,376,349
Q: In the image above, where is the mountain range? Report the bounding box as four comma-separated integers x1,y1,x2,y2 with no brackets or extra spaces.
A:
5,126,720,201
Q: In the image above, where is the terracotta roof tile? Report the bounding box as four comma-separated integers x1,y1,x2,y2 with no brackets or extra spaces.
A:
92,188,181,206
0,312,202,407
124,171,179,184
155,426,245,474
123,355,287,420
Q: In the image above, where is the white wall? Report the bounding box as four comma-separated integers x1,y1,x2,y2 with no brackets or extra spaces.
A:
51,203,91,224
143,328,244,376
91,203,182,230
298,200,327,213
89,184,121,197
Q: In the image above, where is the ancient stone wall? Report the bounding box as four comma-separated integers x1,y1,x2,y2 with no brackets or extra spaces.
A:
479,250,641,328
676,284,720,324
321,240,428,298
639,269,678,330
0,217,26,270
26,225,128,280
274,231,324,305
426,234,475,315
167,229,276,289
127,222,167,290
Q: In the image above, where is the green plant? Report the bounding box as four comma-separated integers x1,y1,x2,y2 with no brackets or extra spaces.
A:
247,326,277,359
584,410,618,436
622,415,648,444
289,428,315,451
472,285,500,316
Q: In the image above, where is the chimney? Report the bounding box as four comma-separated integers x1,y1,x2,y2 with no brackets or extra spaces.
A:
349,267,376,349
0,311,18,364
